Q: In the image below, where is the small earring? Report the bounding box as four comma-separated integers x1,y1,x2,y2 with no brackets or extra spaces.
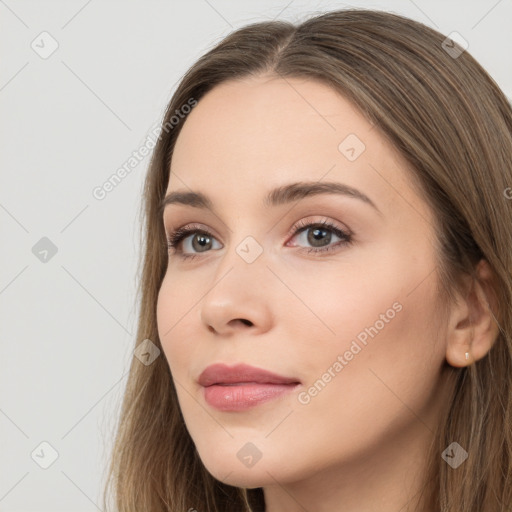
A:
465,352,470,361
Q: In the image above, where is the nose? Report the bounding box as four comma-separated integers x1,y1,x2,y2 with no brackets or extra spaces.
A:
200,245,274,336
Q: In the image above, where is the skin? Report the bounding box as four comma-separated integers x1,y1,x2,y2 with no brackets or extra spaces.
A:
156,75,498,512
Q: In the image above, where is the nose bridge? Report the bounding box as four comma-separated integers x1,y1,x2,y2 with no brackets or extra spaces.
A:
199,229,273,334
213,211,269,277
210,230,269,300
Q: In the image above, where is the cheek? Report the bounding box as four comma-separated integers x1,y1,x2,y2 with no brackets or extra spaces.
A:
276,248,440,368
284,244,445,414
288,264,445,435
156,273,200,378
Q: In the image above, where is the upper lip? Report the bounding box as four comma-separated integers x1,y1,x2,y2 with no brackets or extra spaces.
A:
198,363,300,387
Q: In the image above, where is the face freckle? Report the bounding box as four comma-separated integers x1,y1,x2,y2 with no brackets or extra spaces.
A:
156,74,448,494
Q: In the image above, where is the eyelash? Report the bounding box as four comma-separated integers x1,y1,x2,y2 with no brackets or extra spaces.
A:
165,218,352,261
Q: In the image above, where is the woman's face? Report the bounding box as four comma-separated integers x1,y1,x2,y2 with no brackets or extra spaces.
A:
156,75,450,488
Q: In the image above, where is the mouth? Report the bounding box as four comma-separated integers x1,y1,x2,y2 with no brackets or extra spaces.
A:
198,363,301,411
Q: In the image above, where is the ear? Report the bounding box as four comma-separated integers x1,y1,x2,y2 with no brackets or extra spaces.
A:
445,259,500,368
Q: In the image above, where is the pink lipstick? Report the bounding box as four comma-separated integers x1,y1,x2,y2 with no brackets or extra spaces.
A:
198,363,300,411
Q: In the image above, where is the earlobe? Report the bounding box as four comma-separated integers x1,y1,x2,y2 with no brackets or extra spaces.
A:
445,259,499,368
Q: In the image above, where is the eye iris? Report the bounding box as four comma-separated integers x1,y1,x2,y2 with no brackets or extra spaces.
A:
308,227,331,247
192,233,212,252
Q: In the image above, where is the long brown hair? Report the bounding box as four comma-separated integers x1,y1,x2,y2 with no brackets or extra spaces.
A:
103,9,512,511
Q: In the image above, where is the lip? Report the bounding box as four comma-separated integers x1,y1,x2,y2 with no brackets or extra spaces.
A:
198,363,301,411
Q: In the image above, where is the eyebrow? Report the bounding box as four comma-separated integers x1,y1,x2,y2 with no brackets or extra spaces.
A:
159,181,381,216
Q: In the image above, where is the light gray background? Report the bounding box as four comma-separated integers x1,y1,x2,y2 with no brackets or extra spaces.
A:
1,0,511,510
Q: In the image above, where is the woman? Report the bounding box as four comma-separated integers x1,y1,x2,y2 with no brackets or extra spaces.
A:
103,8,512,512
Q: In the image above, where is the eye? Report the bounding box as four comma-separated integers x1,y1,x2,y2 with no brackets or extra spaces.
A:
165,218,352,261
286,218,352,255
166,223,221,261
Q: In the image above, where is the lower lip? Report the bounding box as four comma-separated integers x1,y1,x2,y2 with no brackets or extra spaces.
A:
203,383,299,411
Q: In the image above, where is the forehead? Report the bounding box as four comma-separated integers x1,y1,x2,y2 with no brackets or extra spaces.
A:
171,75,375,175
166,75,428,222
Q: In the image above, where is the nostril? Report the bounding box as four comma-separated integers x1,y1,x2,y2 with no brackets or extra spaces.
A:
237,318,253,327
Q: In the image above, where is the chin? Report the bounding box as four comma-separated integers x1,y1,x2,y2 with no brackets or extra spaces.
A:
198,449,282,488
